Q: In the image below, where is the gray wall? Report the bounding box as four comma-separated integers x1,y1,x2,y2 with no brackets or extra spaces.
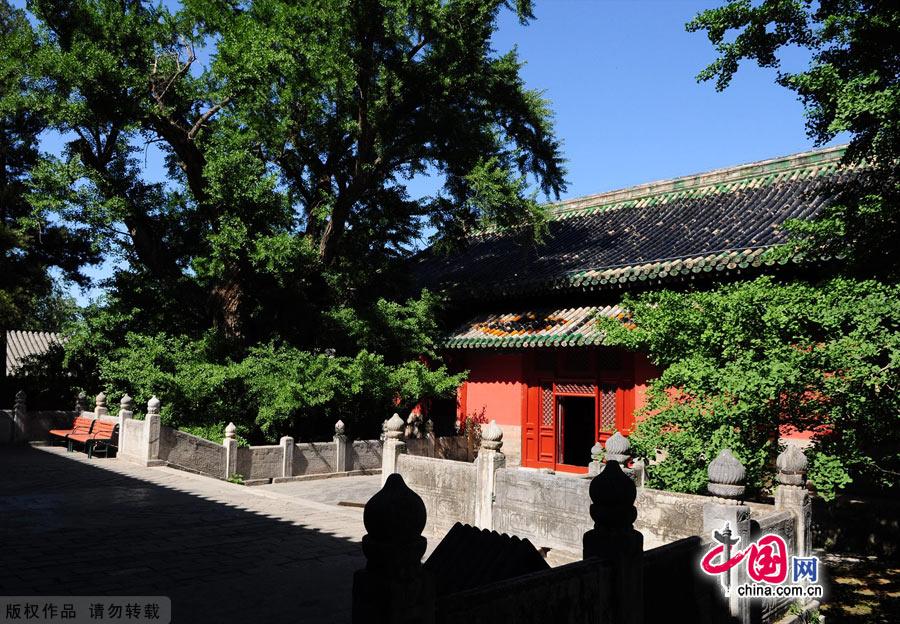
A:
397,454,477,535
493,468,592,552
293,442,336,475
158,427,226,478
118,418,145,462
350,439,382,471
0,409,12,442
435,558,614,624
237,445,283,480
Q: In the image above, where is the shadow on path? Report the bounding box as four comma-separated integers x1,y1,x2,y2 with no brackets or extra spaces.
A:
0,446,364,624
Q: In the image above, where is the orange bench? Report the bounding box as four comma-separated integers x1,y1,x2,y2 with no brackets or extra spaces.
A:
49,416,95,445
66,419,118,458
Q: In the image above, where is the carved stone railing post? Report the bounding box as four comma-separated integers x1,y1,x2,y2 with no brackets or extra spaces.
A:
352,473,434,624
381,414,407,485
703,449,751,624
588,441,604,476
583,460,643,624
145,396,162,465
604,431,632,465
118,394,133,455
334,420,349,472
94,392,109,417
223,422,238,479
474,420,505,530
280,436,294,479
76,391,89,415
775,445,811,559
423,418,435,458
13,390,26,442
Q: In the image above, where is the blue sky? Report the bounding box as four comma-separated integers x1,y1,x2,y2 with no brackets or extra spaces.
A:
27,0,841,304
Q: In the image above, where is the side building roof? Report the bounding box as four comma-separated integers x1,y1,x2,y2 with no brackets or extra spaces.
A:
5,330,64,376
416,145,851,301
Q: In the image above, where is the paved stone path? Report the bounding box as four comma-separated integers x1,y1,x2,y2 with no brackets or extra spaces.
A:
0,446,386,623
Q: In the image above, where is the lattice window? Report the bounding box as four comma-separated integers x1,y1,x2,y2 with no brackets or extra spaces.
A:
541,383,553,427
600,385,617,432
555,382,596,395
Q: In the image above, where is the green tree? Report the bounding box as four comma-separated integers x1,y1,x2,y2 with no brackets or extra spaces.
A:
687,0,899,275
22,0,564,340
0,0,96,329
598,2,900,501
600,277,900,500
12,0,565,439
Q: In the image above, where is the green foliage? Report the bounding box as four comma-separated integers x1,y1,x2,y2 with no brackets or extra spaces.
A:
0,0,98,329
64,291,465,442
688,0,900,277
600,277,900,500
3,0,563,437
225,473,245,485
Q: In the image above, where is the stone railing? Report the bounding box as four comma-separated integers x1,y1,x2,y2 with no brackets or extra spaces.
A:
377,419,814,624
115,398,385,484
0,390,77,444
9,389,467,483
352,456,721,623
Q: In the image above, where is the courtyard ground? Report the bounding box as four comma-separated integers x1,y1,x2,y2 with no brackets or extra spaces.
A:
0,445,384,623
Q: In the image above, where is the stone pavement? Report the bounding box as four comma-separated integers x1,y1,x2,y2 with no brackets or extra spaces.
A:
0,446,388,624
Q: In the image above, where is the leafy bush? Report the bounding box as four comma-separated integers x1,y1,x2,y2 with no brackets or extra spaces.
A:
600,276,900,500
63,293,465,444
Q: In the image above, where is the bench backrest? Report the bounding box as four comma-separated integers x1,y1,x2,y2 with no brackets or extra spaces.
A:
90,420,117,439
71,416,94,436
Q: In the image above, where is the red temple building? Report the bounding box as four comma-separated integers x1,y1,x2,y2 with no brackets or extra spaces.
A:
415,146,849,472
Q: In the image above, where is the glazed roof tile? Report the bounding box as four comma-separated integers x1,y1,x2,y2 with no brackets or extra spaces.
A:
416,146,851,298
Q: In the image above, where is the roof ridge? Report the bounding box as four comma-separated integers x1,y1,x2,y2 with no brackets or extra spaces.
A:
548,144,847,218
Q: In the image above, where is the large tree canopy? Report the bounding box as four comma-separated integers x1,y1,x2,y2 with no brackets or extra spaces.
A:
21,0,564,340
0,0,96,329
5,0,566,439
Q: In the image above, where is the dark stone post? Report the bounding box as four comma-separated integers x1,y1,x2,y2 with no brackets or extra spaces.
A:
583,460,643,624
702,449,751,624
13,390,26,442
775,445,811,558
76,391,89,415
353,473,435,624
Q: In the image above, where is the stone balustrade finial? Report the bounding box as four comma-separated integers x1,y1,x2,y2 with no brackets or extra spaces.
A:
94,391,109,417
776,445,808,486
480,419,503,451
588,460,638,531
590,442,604,462
362,473,427,574
604,431,632,464
120,393,134,411
707,449,746,499
335,419,346,436
224,422,237,440
76,391,88,413
14,390,26,405
147,396,161,416
385,413,405,440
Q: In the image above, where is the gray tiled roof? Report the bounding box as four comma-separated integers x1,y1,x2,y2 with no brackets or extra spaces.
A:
415,145,852,298
5,330,63,376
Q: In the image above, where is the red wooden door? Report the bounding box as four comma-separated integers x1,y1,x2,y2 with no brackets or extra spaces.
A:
523,380,555,468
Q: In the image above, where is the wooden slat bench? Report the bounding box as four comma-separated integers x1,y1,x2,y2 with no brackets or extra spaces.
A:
66,419,118,458
49,416,95,446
